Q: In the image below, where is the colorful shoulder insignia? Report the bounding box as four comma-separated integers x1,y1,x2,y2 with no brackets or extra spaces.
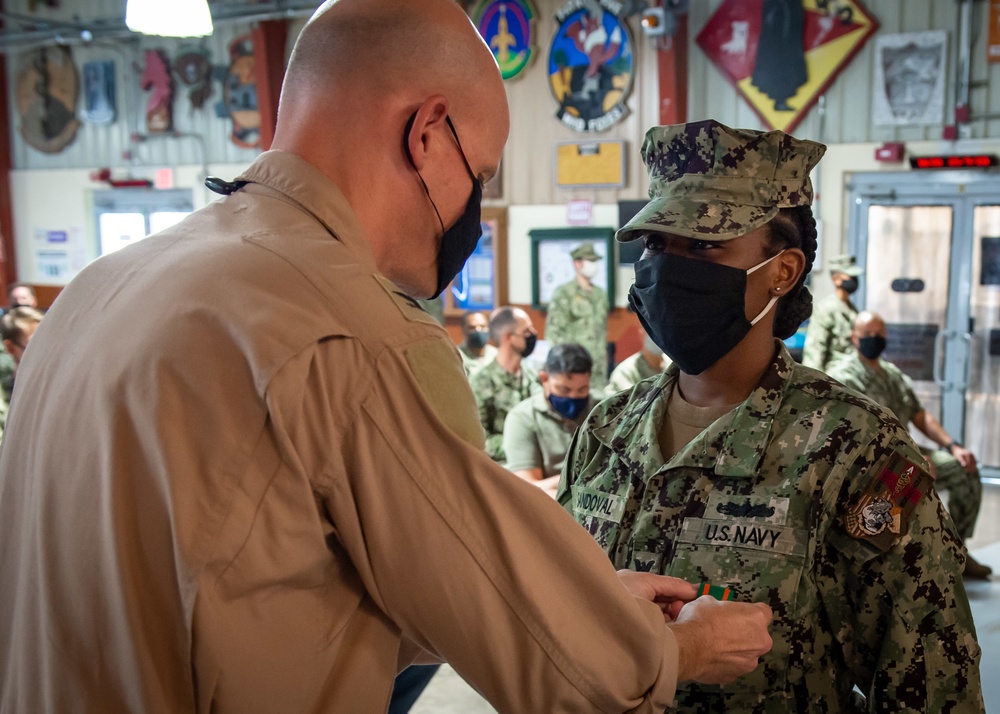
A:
373,274,441,328
844,450,930,552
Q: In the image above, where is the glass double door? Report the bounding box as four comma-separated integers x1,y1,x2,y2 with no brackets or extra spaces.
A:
848,172,1000,481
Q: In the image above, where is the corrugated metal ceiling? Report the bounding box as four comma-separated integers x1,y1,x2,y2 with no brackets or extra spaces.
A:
0,1,319,52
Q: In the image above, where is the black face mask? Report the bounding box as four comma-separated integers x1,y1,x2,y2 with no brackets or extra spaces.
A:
839,276,859,294
466,330,489,350
627,252,780,375
858,335,887,360
520,333,537,358
404,113,483,299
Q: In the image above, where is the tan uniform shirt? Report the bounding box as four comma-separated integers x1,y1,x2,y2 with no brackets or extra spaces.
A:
0,151,680,714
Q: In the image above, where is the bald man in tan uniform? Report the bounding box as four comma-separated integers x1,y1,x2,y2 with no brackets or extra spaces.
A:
0,1,772,712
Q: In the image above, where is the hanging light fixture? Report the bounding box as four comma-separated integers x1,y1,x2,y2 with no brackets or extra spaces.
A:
125,0,214,38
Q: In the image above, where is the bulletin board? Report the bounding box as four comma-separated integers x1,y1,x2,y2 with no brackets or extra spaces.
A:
444,206,508,316
529,227,616,309
555,140,625,189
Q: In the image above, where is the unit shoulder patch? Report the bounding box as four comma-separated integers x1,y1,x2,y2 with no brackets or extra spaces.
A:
405,338,485,450
844,450,929,552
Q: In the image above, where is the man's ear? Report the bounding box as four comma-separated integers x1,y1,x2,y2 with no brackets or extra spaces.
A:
403,95,449,172
539,370,549,385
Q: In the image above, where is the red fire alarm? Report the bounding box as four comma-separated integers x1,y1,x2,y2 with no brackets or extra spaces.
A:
875,142,905,162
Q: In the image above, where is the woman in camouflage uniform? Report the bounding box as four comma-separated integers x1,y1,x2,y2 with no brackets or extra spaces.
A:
558,120,983,712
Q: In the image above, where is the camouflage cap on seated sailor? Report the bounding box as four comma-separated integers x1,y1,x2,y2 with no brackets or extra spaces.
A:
570,243,602,261
828,254,864,276
617,119,826,243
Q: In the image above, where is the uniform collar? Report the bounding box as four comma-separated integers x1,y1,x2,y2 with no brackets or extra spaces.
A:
236,150,375,269
590,341,795,480
532,392,555,415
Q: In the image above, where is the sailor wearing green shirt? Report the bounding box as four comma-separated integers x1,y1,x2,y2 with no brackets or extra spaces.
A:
503,343,599,497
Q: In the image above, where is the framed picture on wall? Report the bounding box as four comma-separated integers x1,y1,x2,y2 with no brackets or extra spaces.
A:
529,227,616,310
444,206,508,316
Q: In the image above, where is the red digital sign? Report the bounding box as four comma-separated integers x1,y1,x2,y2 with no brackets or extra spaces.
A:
909,155,999,169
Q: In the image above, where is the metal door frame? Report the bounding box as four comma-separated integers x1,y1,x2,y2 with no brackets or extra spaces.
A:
847,170,1000,482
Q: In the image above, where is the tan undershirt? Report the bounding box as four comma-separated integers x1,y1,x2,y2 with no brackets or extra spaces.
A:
658,382,742,461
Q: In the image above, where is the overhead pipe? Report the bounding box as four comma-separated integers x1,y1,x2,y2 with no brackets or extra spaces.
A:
954,0,973,138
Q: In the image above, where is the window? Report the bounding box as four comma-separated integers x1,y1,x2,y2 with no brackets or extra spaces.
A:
93,188,194,257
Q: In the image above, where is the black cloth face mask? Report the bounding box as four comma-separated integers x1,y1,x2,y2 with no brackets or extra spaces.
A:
839,276,859,294
858,335,887,360
627,251,781,375
404,113,483,299
520,333,538,358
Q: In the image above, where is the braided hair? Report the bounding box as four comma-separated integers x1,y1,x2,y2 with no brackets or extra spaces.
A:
766,205,818,339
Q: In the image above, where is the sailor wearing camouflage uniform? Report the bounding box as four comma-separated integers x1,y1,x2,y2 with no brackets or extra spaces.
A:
559,120,983,712
801,254,862,371
457,310,498,377
470,306,542,462
545,243,609,392
828,309,991,579
607,332,668,394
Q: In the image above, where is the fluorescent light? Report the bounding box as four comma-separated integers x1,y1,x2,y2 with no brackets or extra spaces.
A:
125,0,214,38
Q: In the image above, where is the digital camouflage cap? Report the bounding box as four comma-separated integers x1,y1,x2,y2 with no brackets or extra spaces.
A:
828,254,864,276
617,119,826,243
570,243,601,261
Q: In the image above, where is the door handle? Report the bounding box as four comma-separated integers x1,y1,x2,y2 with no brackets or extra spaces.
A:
933,329,950,389
958,332,973,391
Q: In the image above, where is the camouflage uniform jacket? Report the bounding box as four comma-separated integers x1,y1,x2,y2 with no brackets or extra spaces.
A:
470,358,541,462
558,343,982,713
545,280,608,390
608,352,664,395
458,342,498,378
827,351,921,426
802,294,858,372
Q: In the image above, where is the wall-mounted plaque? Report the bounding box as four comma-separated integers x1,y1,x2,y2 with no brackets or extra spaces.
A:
696,0,878,134
555,140,624,188
548,0,635,133
472,0,537,81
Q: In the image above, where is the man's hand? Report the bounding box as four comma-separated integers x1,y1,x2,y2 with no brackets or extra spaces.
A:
668,596,773,685
616,570,697,621
950,444,977,474
537,474,561,498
